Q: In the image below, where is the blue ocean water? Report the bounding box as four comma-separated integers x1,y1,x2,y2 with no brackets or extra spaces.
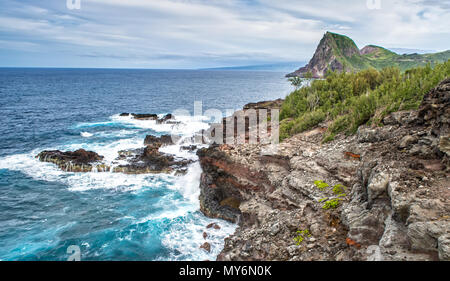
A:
0,68,293,261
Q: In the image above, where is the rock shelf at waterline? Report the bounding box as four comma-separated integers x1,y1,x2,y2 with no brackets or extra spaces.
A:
36,145,193,175
120,112,179,124
36,113,196,175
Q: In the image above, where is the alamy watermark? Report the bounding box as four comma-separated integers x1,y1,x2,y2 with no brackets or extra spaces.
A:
171,101,280,153
67,245,81,261
366,0,382,10
67,0,81,10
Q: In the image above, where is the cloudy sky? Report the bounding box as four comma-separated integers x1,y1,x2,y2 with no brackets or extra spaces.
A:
0,0,449,68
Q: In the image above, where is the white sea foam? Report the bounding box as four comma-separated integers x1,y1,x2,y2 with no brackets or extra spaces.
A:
64,136,145,164
0,113,206,193
111,113,210,137
171,162,202,205
159,213,236,261
0,112,237,260
0,152,170,192
81,132,93,138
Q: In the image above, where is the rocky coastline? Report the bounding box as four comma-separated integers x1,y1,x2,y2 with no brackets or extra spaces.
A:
34,80,450,261
197,78,450,261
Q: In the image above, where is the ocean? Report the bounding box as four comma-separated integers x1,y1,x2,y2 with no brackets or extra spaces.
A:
0,68,293,261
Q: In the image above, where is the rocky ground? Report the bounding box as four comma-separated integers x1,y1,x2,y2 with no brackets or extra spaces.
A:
197,78,450,261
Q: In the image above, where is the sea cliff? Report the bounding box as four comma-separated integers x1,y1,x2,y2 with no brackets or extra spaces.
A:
197,78,450,261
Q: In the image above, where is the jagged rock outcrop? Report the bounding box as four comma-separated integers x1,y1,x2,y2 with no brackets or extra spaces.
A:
144,134,174,146
113,143,192,174
38,131,190,174
197,145,276,223
198,78,450,261
36,149,108,172
287,32,358,78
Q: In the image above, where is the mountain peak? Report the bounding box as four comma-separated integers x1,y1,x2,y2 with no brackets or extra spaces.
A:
286,32,362,78
287,33,450,78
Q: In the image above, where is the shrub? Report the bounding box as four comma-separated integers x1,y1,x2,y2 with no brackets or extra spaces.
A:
280,60,450,141
322,199,341,210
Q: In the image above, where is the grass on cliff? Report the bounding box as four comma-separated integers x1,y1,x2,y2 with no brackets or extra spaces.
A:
280,60,450,141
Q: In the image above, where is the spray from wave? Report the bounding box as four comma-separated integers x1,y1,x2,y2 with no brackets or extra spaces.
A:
0,112,236,261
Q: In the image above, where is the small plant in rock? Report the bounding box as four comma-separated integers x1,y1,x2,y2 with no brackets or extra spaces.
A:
322,198,342,210
332,184,346,195
293,229,311,246
314,180,329,190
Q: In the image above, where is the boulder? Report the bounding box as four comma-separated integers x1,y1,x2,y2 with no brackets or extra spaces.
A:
357,127,390,143
207,223,221,230
367,172,390,204
398,135,418,149
200,242,211,253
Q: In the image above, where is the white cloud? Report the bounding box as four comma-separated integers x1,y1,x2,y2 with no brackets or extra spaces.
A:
0,0,448,68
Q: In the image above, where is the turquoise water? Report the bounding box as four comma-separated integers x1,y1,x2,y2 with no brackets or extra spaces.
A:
0,68,292,260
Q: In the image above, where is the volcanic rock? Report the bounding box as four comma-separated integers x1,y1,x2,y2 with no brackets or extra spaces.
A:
36,149,107,172
198,78,450,261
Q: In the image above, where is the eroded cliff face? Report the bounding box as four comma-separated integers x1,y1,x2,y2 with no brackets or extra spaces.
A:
197,78,450,261
287,32,360,78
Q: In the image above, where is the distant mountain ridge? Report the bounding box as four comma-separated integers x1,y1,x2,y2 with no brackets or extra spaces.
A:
287,32,450,78
201,61,306,72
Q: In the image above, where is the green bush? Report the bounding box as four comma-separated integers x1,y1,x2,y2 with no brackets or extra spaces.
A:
322,199,341,210
280,60,450,141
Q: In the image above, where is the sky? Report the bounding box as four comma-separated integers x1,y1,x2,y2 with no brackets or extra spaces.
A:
0,0,449,69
